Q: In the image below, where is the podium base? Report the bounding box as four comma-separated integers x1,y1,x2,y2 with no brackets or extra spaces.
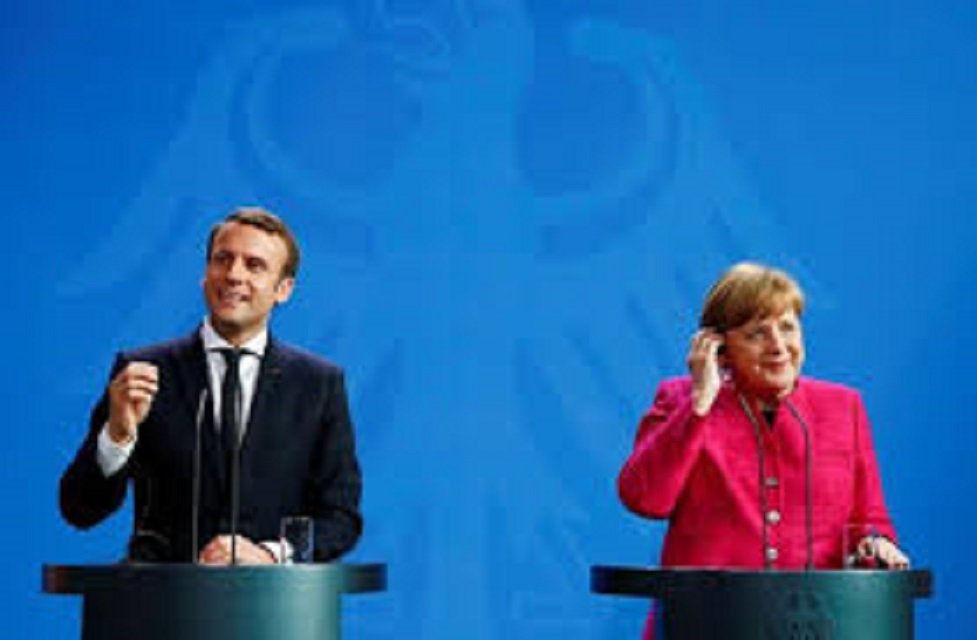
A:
44,563,386,640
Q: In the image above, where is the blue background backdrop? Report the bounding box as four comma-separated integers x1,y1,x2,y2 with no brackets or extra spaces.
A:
7,0,975,637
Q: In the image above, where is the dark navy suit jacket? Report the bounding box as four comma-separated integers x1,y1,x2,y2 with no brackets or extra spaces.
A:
60,330,362,562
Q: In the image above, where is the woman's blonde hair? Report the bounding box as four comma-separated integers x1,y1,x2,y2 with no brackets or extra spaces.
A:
699,262,805,331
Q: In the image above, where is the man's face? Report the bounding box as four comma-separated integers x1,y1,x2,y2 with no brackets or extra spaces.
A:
203,222,294,345
722,309,805,402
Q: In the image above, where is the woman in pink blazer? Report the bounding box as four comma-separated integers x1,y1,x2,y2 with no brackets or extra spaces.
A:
618,262,909,638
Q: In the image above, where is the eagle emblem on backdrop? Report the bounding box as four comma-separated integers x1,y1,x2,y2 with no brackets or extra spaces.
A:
61,1,814,637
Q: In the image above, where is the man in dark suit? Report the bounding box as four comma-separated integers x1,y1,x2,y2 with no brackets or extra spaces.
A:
60,207,362,564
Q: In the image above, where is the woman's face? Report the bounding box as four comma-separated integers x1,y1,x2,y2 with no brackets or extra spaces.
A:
722,308,805,402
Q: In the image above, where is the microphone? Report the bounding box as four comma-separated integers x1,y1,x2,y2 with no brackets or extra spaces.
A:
128,529,171,563
127,469,172,562
128,431,173,562
229,374,243,565
783,398,814,570
191,388,208,563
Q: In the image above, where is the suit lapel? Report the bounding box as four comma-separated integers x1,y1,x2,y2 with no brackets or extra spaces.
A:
170,331,210,420
784,378,815,448
240,337,286,464
168,330,228,490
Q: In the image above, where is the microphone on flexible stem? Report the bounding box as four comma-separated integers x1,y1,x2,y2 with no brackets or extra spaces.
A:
191,388,208,563
127,478,173,562
229,381,242,565
783,398,814,570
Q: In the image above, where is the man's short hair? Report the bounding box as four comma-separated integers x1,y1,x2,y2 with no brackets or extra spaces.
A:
206,207,301,279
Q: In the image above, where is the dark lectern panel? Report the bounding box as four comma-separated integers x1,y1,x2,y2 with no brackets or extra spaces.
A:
591,566,933,640
43,564,386,640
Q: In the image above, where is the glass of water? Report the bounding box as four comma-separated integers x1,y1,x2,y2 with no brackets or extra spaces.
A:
842,521,884,569
280,516,315,564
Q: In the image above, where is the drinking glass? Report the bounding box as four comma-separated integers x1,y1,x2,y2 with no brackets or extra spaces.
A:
280,516,315,564
842,522,883,569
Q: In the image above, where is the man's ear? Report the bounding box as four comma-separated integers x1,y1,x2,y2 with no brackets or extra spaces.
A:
274,277,295,305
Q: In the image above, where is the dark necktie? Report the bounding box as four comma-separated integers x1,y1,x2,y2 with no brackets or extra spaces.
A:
219,348,242,461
